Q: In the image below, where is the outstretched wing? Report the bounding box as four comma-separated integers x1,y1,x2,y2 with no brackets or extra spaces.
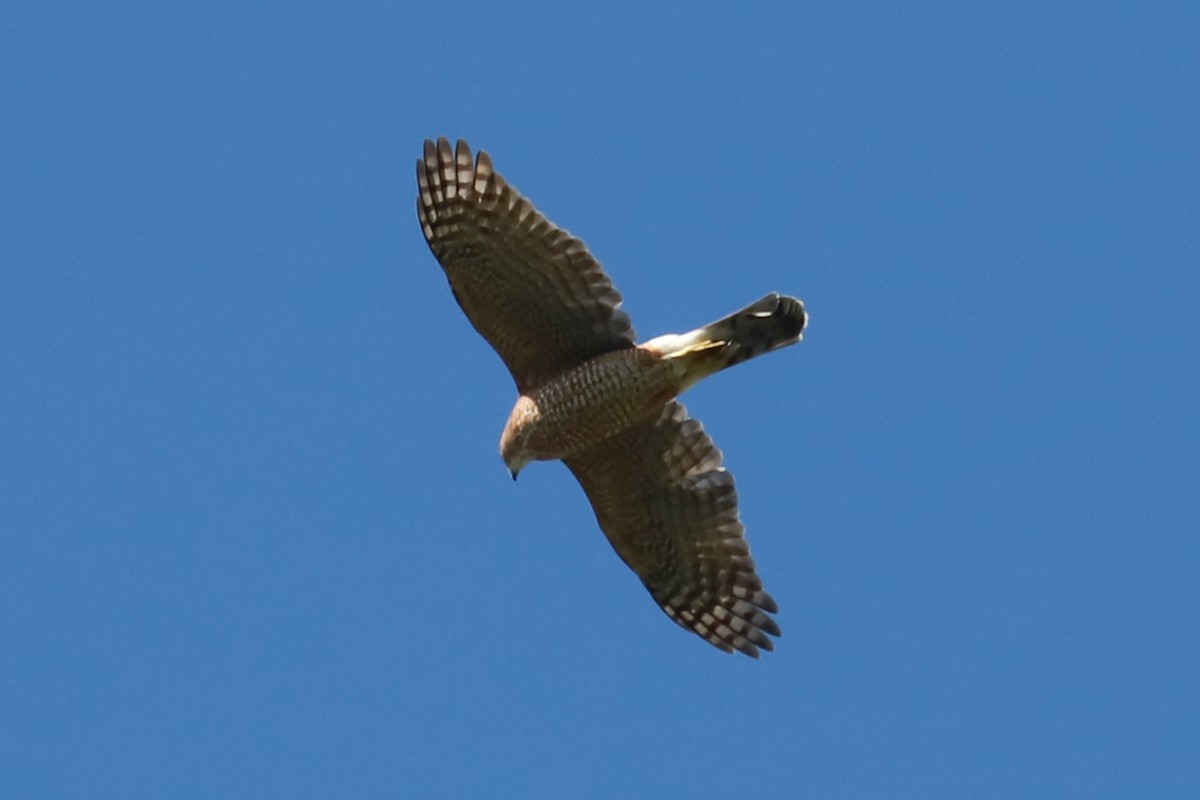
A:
564,401,780,657
417,138,635,391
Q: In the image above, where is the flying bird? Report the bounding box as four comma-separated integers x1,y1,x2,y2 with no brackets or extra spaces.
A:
416,138,807,657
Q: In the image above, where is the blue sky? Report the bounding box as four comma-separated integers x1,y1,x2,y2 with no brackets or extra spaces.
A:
3,2,1198,797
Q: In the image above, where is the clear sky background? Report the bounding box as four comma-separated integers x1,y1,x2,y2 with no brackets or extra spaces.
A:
3,2,1198,797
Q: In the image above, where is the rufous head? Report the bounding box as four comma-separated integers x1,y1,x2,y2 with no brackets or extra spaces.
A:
499,395,539,480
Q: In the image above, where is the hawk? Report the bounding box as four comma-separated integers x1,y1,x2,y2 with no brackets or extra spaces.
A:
417,138,807,657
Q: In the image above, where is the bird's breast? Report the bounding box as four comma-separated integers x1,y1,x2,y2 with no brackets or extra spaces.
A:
520,348,680,460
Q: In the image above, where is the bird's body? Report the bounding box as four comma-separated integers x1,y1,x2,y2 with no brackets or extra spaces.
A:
417,138,807,656
503,347,675,465
502,295,807,469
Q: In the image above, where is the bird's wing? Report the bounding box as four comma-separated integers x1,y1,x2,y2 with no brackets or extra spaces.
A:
417,138,635,391
564,401,780,657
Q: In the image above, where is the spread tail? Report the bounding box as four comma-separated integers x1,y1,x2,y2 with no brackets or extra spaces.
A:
644,293,808,380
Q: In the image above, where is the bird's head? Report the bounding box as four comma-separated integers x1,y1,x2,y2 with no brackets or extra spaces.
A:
499,395,539,480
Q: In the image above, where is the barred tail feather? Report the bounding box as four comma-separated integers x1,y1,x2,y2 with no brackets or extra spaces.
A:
698,293,807,369
646,293,807,377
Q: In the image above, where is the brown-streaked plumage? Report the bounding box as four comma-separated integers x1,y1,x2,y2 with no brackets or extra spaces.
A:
417,138,807,657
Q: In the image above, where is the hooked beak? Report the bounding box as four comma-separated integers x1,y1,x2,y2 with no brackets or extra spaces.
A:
505,455,528,481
